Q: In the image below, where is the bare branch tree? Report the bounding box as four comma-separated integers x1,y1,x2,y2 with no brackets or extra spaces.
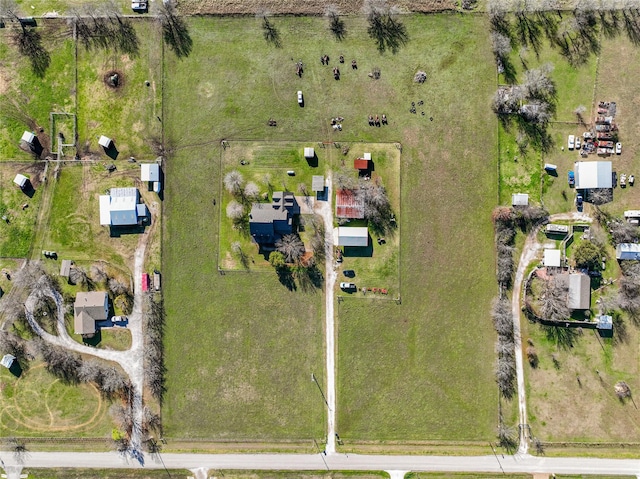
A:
276,234,305,264
223,170,245,196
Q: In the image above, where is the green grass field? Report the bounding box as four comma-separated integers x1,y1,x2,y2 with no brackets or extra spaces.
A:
0,362,112,437
163,14,499,445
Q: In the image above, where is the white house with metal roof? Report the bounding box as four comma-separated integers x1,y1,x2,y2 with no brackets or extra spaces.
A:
99,187,143,226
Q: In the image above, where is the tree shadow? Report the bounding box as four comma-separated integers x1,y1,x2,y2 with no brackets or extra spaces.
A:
161,6,193,58
13,28,50,78
113,17,140,57
514,13,542,58
329,14,346,41
543,324,580,350
367,11,408,54
276,266,295,291
623,9,640,46
262,17,281,48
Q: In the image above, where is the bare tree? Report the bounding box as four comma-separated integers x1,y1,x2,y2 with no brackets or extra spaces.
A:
226,200,245,220
526,345,539,368
231,241,249,269
497,422,518,452
325,4,346,40
496,355,517,399
275,234,305,264
6,437,28,464
574,104,587,124
492,297,513,337
69,266,90,287
223,170,245,196
491,31,512,58
244,181,260,200
540,276,569,322
90,265,108,284
108,277,129,297
523,64,556,100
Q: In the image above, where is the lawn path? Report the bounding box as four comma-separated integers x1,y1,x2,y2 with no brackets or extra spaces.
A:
317,174,336,454
23,231,149,459
512,211,592,454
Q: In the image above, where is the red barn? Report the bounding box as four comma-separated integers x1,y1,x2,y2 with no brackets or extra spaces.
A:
336,189,365,219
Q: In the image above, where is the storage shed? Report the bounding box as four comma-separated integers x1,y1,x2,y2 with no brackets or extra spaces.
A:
21,131,35,144
543,249,561,267
99,188,140,226
13,174,27,189
0,354,15,369
512,193,529,207
304,147,315,159
141,163,160,182
616,243,640,260
354,158,370,170
567,273,590,310
334,226,369,247
98,135,113,148
60,259,72,278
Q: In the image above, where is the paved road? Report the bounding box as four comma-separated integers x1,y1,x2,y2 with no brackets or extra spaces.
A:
1,452,640,476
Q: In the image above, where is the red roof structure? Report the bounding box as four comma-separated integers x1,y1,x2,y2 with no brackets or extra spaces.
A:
354,158,369,170
142,273,150,292
336,189,365,219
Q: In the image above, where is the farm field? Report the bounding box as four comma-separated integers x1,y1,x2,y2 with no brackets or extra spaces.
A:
163,14,499,446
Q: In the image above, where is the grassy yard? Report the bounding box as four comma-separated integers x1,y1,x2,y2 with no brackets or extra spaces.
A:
0,163,44,257
0,20,75,161
28,469,193,479
163,14,499,445
76,19,162,161
43,163,142,268
0,362,112,437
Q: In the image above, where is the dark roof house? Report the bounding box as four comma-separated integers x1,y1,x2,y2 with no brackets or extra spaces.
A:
249,191,296,244
73,291,109,336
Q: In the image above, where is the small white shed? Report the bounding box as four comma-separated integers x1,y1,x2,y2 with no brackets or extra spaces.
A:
512,193,529,207
13,174,28,188
0,354,15,369
21,131,35,144
363,152,372,161
98,135,113,148
141,163,160,182
544,249,561,267
304,147,315,159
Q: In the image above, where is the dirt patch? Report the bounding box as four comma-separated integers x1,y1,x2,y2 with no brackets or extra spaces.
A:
176,0,455,15
103,70,125,90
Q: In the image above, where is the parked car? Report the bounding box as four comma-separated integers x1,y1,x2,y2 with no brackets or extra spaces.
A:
576,194,583,209
297,90,303,106
568,170,575,187
568,135,575,150
131,1,147,12
339,282,356,290
575,137,581,149
616,142,622,154
342,270,355,278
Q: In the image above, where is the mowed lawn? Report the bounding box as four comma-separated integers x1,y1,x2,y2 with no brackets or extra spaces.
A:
163,15,498,443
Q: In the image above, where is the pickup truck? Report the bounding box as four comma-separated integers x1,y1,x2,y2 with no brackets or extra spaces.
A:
131,1,147,12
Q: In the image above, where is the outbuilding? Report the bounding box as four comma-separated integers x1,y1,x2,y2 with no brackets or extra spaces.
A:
13,174,28,189
312,175,325,192
141,163,160,182
616,243,640,260
336,189,365,219
99,188,143,226
512,193,529,207
98,135,113,149
21,131,35,145
59,259,72,278
0,354,15,369
304,147,315,159
334,226,369,247
574,161,613,189
543,249,561,267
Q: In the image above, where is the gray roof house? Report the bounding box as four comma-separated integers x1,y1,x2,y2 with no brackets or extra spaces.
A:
567,273,590,310
74,291,109,336
249,192,297,244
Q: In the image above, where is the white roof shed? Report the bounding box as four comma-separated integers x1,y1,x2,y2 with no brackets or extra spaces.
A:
616,243,640,260
574,161,612,189
0,354,15,369
141,163,160,182
98,135,112,148
512,193,529,206
334,226,369,247
304,147,315,159
312,175,325,192
13,174,27,188
544,249,561,267
21,131,35,144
